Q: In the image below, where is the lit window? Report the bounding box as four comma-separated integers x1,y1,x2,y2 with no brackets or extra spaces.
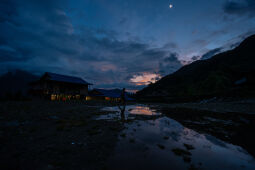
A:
51,94,56,101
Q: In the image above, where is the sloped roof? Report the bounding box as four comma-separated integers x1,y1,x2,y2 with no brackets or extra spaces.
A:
91,88,134,100
43,72,92,85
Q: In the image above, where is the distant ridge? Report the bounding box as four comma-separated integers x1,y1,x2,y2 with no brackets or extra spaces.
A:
0,70,39,99
137,34,255,102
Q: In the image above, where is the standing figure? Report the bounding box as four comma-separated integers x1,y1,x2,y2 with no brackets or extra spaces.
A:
120,88,126,105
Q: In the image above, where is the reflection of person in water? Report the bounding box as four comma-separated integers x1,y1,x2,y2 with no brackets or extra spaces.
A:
119,104,126,122
118,88,126,122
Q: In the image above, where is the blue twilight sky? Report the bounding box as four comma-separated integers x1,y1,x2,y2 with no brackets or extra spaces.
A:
0,0,255,90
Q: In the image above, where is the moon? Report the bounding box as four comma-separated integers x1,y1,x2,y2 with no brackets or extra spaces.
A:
169,4,173,9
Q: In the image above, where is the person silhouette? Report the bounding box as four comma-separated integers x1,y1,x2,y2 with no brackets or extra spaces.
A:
118,88,126,122
120,88,126,105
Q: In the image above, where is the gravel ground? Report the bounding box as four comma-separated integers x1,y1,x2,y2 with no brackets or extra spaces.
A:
146,98,255,114
0,101,124,170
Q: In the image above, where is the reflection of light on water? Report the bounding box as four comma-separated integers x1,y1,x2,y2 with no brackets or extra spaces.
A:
99,106,255,170
98,105,161,120
100,105,255,169
129,106,160,116
106,116,255,170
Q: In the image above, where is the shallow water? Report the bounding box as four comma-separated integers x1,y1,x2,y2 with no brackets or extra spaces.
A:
98,105,255,170
97,104,161,120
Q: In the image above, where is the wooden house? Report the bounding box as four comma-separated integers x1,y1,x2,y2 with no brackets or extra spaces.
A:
29,72,92,100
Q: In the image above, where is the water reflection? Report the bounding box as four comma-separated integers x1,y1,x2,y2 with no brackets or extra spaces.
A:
100,105,255,170
98,105,161,120
118,105,126,122
128,105,159,116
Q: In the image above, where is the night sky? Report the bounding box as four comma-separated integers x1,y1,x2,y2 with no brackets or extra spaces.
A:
0,0,255,91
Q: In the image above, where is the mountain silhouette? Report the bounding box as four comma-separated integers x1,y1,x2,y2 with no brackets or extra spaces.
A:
137,34,255,102
0,70,39,99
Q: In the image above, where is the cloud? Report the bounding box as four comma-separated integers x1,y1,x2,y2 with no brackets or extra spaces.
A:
119,17,128,25
223,0,255,16
163,42,178,49
159,53,182,75
200,48,223,60
0,0,183,90
191,56,200,61
130,73,161,86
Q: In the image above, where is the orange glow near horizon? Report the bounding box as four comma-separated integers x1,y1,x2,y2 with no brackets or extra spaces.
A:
130,73,161,86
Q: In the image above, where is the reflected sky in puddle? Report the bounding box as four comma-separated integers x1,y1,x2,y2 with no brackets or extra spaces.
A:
99,105,255,170
97,105,161,120
128,105,160,116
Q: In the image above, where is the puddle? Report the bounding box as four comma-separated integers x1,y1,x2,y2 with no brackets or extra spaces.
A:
127,105,160,116
204,116,235,125
97,105,161,120
99,105,255,170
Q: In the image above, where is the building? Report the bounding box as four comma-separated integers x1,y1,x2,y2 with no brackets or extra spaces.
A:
29,72,92,100
87,88,134,101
